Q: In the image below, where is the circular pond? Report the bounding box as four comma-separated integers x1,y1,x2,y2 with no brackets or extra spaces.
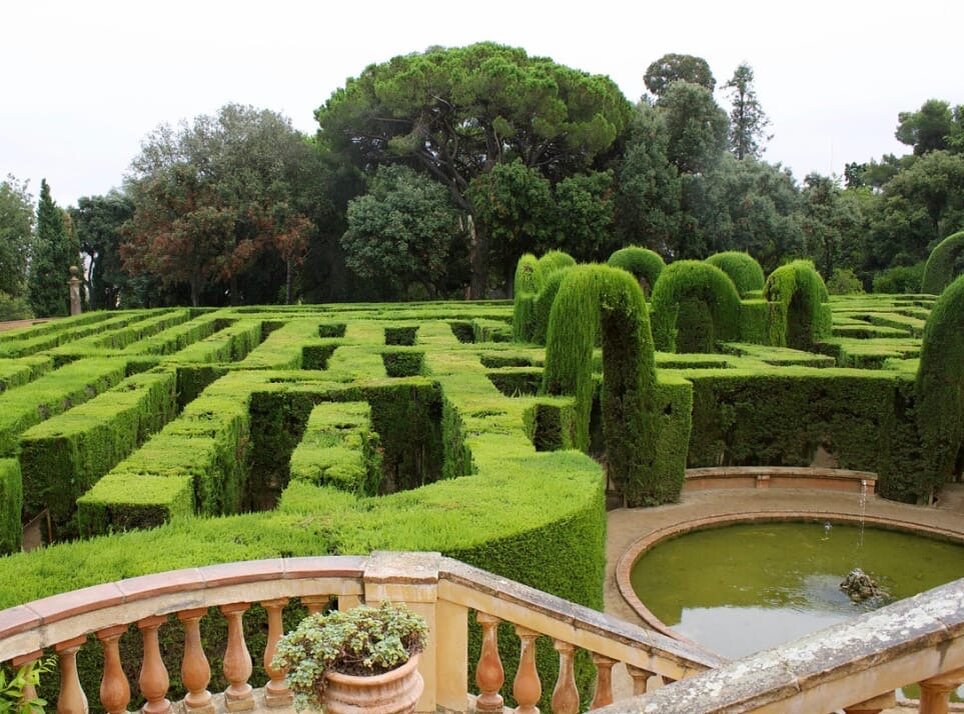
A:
630,521,964,660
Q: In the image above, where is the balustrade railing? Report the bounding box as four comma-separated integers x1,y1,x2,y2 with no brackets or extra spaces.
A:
1,552,961,713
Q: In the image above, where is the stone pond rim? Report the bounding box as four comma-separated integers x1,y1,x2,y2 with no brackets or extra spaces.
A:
615,509,964,648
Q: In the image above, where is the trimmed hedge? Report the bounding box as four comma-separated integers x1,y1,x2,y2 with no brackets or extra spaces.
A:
171,320,264,364
0,355,54,393
19,369,178,536
0,459,22,554
921,230,964,295
706,251,765,298
541,265,673,505
763,260,832,350
0,358,131,456
532,269,570,345
288,402,381,495
607,246,665,296
914,274,964,499
650,261,742,353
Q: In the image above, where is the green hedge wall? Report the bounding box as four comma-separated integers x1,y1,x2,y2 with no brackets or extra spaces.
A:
921,230,964,295
650,261,742,353
0,358,131,456
288,402,382,495
0,459,22,554
19,369,179,537
763,260,831,350
0,355,53,393
706,251,766,297
914,274,964,499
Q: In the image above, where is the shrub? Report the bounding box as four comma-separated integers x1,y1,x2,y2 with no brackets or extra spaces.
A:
0,293,33,322
537,250,576,278
511,254,541,341
650,261,742,353
826,268,865,295
872,263,924,294
921,230,964,294
607,246,665,296
531,269,570,345
705,252,765,298
915,274,964,500
763,260,831,350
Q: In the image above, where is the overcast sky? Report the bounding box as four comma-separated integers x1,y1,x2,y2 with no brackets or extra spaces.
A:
3,0,962,208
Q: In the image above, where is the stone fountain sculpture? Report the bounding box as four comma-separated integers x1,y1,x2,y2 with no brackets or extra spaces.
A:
840,568,886,603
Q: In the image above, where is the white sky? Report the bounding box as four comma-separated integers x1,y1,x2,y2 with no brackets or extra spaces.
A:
3,0,962,208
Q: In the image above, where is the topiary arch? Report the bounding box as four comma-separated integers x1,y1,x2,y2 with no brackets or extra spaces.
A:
916,273,964,500
649,261,742,353
512,253,541,341
763,260,831,350
541,265,669,505
705,251,765,298
607,246,665,297
921,230,964,295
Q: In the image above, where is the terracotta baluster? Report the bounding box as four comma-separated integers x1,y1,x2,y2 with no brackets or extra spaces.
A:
220,602,254,711
919,667,964,714
261,598,293,707
842,690,895,714
177,608,214,714
97,625,130,714
513,626,541,714
550,640,578,714
138,615,171,714
626,665,653,695
301,594,329,616
475,612,504,712
10,651,42,709
590,654,615,708
54,636,88,714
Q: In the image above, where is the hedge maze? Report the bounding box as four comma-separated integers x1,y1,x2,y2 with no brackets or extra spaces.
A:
0,259,960,708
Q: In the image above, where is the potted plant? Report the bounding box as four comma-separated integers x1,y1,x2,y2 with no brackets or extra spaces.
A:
273,601,428,713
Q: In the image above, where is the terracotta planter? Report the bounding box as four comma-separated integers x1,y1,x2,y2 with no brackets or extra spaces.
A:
323,653,423,714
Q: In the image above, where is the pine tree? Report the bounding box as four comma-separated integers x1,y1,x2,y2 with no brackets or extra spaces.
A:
28,179,77,316
725,63,772,160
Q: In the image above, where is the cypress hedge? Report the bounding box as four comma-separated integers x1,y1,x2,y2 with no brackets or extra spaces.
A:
921,230,964,295
0,459,22,554
915,274,964,499
706,251,766,297
650,261,742,353
763,260,832,350
607,245,665,296
541,265,674,505
19,369,178,537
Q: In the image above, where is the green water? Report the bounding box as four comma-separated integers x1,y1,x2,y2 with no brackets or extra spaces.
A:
631,522,964,660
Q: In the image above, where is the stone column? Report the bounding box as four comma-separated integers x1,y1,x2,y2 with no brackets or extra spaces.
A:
68,266,82,316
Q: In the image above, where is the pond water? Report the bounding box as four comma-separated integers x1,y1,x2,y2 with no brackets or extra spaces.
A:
630,522,964,660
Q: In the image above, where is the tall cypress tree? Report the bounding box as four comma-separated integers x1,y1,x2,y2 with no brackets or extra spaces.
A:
725,63,772,160
28,179,76,316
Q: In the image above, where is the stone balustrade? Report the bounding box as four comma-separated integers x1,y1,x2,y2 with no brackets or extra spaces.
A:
1,551,961,713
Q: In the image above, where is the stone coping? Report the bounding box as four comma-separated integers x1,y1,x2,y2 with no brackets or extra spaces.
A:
615,510,964,648
683,466,877,494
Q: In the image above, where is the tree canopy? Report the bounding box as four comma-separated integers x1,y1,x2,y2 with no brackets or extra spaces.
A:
123,104,320,306
643,53,715,97
0,175,33,300
316,42,632,297
28,179,77,317
724,63,771,160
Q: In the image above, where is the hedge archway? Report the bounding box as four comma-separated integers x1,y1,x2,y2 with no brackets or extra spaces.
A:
607,246,665,297
763,260,831,350
705,251,765,298
916,273,964,500
649,261,742,353
921,230,964,295
541,265,668,505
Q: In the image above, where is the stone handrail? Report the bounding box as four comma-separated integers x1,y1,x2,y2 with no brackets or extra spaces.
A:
0,551,723,714
595,577,964,714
